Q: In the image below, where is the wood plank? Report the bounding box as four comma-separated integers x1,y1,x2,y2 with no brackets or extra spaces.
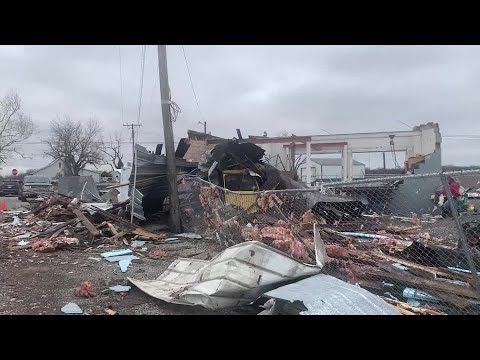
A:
72,209,100,237
109,231,126,241
396,307,416,315
132,228,165,240
382,297,445,315
107,222,119,236
373,252,472,282
364,267,480,300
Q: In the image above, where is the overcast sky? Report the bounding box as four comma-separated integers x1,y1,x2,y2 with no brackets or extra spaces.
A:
1,45,479,175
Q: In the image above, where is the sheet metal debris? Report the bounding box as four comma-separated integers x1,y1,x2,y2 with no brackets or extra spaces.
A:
61,302,83,314
261,274,400,315
109,285,131,293
129,225,326,310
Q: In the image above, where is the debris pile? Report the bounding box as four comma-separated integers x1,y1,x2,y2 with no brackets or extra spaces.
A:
0,194,166,253
194,182,480,315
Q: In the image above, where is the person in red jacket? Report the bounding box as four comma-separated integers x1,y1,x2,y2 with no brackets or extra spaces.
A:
442,176,461,216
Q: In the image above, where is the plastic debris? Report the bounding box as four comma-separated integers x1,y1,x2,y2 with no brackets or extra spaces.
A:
175,233,202,239
131,240,147,248
119,259,132,273
12,216,20,225
14,233,31,239
17,240,29,246
164,237,179,242
61,302,83,314
101,249,133,258
105,254,139,263
109,285,131,293
88,257,102,261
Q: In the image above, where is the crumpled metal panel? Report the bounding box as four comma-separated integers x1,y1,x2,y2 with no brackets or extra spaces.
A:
58,176,100,201
128,240,322,310
263,274,400,315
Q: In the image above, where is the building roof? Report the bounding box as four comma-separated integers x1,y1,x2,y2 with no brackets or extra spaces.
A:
31,159,59,174
311,158,364,166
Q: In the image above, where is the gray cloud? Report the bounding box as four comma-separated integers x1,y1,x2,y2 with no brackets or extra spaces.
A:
0,45,479,175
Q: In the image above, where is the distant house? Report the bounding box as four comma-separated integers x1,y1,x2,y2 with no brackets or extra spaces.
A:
30,159,103,183
298,158,366,184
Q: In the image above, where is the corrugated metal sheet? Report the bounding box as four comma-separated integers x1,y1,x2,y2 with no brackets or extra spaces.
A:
128,240,323,310
263,274,400,315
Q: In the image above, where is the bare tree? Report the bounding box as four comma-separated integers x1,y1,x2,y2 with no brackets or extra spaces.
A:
0,92,34,164
100,131,124,171
44,116,104,176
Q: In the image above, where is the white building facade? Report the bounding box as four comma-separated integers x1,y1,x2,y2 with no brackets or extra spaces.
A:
298,158,365,184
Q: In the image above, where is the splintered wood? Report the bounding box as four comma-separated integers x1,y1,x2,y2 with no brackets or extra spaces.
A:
1,194,166,253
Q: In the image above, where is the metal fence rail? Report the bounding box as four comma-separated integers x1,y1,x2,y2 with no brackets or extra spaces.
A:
178,171,480,315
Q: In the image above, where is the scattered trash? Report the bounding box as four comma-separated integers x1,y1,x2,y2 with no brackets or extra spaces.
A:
101,249,133,258
119,259,132,273
175,233,202,239
17,240,29,246
12,216,20,225
14,233,31,239
164,237,179,242
131,240,147,248
105,308,117,315
104,254,139,263
61,302,83,314
75,281,96,298
109,285,131,293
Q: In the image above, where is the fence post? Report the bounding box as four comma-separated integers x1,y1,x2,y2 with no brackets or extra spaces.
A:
440,173,480,292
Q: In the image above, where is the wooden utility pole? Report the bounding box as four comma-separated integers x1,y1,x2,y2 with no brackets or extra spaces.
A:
123,123,142,164
123,123,142,223
157,45,181,233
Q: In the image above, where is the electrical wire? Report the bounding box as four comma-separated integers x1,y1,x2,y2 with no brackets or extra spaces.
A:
181,45,205,122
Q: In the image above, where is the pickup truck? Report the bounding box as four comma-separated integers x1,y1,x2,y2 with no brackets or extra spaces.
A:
0,180,20,196
18,175,53,201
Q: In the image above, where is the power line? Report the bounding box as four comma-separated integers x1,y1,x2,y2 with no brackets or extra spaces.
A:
136,45,147,144
181,45,205,122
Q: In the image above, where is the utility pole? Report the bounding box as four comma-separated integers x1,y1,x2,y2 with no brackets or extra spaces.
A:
123,123,142,223
157,45,181,233
199,121,206,134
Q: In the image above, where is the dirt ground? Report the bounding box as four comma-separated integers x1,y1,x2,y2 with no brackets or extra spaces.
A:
0,197,257,315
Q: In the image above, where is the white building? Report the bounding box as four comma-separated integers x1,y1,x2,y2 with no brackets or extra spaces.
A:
298,158,365,184
31,159,103,183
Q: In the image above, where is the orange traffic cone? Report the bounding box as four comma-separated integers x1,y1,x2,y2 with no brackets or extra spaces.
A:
0,199,6,211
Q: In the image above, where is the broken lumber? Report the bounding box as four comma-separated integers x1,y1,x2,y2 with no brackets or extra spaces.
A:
132,228,165,240
107,222,119,236
72,209,100,237
110,231,126,241
363,266,480,300
373,252,473,283
382,297,445,315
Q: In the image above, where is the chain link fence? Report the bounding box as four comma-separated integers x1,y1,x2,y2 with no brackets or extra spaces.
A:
177,171,480,315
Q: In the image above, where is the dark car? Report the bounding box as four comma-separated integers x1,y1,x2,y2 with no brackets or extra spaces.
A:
18,175,53,201
0,180,20,196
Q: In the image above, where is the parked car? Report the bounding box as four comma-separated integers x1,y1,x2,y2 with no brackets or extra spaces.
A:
18,175,53,201
0,180,20,196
